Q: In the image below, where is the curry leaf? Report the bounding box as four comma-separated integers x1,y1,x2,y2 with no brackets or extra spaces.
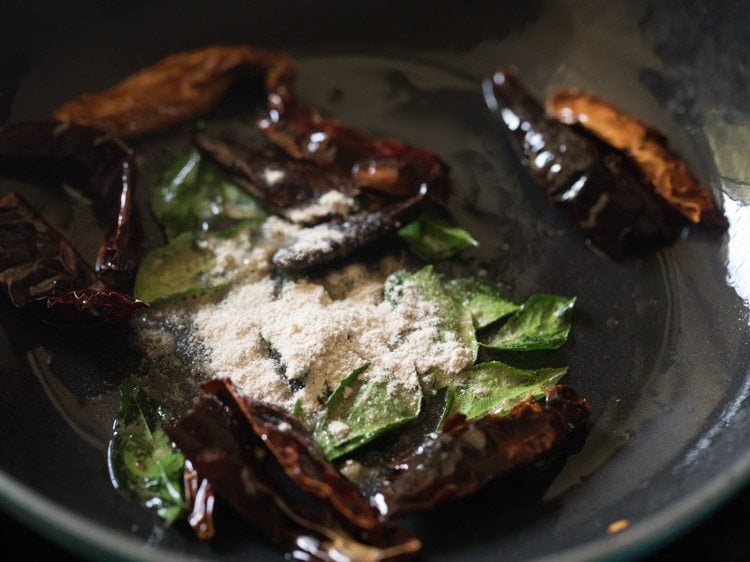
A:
314,365,423,460
293,399,304,419
441,362,567,425
133,227,254,304
397,209,478,261
485,294,576,350
445,277,519,329
108,381,186,524
138,149,268,304
383,271,411,306
150,149,267,240
385,266,478,366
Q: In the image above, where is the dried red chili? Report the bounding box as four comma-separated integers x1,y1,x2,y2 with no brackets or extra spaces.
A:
259,105,450,200
485,69,681,257
195,134,359,224
53,45,294,139
166,379,421,561
196,134,428,270
376,385,591,517
0,191,145,323
270,188,426,270
546,88,726,226
0,120,141,290
183,459,216,540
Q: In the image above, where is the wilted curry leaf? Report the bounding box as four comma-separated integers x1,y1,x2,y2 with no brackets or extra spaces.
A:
150,149,267,241
133,228,254,304
385,266,478,368
109,381,186,524
397,209,477,261
314,365,423,460
485,294,576,351
445,277,518,329
442,362,568,425
272,189,426,271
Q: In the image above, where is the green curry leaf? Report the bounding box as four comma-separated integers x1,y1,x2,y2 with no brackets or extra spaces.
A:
485,294,576,351
385,266,478,368
397,209,478,261
445,277,519,329
133,229,251,304
441,361,567,424
383,270,411,306
314,365,423,460
150,149,267,241
137,149,269,304
108,381,186,524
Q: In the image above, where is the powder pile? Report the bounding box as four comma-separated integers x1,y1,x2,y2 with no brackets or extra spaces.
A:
190,259,475,416
200,215,347,278
286,190,356,224
263,216,346,258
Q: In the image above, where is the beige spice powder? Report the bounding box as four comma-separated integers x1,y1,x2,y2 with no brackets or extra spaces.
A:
189,259,475,416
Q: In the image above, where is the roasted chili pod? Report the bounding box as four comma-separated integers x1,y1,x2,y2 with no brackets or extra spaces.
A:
259,105,450,201
0,191,91,306
53,45,295,139
0,120,140,289
183,459,216,540
546,88,726,227
196,134,428,270
484,69,680,258
0,191,146,323
375,385,591,518
271,187,427,270
208,379,384,530
195,134,360,225
166,379,421,561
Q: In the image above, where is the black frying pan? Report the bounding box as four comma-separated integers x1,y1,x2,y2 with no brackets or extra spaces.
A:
1,0,750,560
